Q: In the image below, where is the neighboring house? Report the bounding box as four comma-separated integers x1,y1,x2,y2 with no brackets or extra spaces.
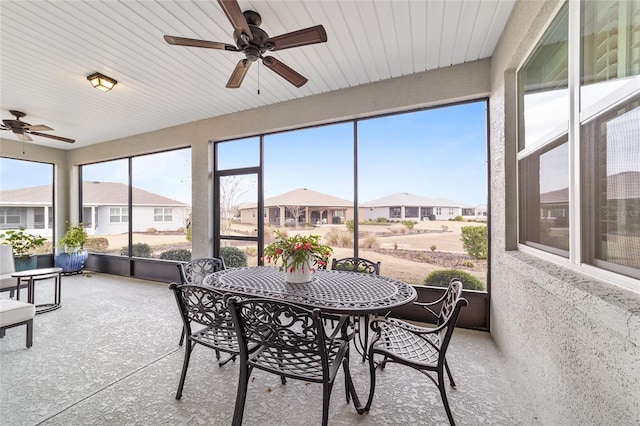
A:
238,188,354,226
0,181,190,235
361,192,476,221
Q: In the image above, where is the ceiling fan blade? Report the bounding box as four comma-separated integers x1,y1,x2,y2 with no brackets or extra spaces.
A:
266,25,327,51
24,124,53,131
217,0,252,41
17,133,32,142
262,56,308,88
164,35,238,51
226,59,252,88
29,131,75,143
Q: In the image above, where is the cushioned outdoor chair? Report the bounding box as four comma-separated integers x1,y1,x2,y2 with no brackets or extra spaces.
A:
331,256,381,361
0,245,29,300
365,279,468,426
176,257,226,346
0,299,36,348
169,282,239,400
227,296,354,426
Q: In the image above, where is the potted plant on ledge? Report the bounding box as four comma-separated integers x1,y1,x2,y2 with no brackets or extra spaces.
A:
55,223,88,275
0,228,47,271
263,230,333,283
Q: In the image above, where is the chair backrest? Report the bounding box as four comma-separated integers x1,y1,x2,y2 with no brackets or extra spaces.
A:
169,283,232,335
177,257,225,285
227,297,329,371
331,257,381,275
0,245,15,275
434,280,467,358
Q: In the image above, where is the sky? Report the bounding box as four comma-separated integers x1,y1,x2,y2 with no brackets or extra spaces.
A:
1,100,488,207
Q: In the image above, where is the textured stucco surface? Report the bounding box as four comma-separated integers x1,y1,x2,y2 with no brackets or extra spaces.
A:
489,1,640,424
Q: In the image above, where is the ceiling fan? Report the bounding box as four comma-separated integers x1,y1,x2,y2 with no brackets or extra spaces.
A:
164,0,327,88
1,110,75,143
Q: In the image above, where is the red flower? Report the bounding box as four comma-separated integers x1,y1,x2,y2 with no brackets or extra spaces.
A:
304,242,311,250
318,260,326,266
295,243,302,250
276,248,283,255
289,267,295,272
260,256,264,262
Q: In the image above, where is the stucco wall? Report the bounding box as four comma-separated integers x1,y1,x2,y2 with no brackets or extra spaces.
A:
489,1,640,424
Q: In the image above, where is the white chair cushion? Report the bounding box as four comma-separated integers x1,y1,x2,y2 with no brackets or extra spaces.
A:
0,299,35,327
0,275,18,290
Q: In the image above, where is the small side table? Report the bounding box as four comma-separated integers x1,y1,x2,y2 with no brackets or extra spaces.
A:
11,267,63,314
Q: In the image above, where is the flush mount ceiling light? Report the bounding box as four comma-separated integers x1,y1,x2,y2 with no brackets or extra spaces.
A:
87,72,117,92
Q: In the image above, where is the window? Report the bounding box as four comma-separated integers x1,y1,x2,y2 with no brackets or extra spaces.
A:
518,0,640,286
449,208,455,216
0,208,21,226
390,207,401,218
436,208,442,215
110,207,129,223
153,208,173,222
405,207,419,218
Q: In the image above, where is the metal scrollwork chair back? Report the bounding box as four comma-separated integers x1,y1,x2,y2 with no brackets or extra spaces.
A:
365,279,468,426
176,257,226,345
169,283,239,400
227,296,353,426
330,256,381,361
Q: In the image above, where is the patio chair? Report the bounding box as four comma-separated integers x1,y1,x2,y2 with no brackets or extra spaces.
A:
227,296,354,426
331,256,381,361
365,279,468,425
176,257,226,346
0,245,29,299
169,282,239,400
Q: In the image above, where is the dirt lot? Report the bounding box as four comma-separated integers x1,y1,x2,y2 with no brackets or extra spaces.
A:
95,220,487,286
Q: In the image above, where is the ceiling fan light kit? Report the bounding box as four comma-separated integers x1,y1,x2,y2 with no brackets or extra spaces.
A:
87,72,118,92
164,0,327,88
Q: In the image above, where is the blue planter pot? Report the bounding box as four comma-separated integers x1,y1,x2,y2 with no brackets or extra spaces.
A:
55,250,88,274
14,255,37,272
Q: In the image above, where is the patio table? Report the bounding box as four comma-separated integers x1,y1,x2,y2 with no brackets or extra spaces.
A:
203,266,417,414
11,267,63,314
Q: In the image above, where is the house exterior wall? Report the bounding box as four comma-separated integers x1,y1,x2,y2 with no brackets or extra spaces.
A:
489,1,640,424
92,205,187,235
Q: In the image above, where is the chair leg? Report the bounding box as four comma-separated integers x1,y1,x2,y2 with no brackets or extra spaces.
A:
26,319,33,348
365,352,378,411
232,364,252,426
0,328,5,338
321,381,334,426
178,328,185,346
438,369,456,426
342,357,350,404
175,340,193,400
444,358,456,387
361,315,370,362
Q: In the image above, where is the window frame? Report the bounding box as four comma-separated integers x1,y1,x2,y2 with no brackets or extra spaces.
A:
516,0,640,291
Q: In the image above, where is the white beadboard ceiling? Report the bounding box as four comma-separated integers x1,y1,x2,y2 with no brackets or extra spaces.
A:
0,0,515,149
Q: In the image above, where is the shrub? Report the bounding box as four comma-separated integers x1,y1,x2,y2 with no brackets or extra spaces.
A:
339,232,354,248
159,249,191,261
325,228,353,248
454,215,464,222
461,226,488,259
85,237,109,253
185,225,192,242
221,246,247,267
423,269,485,291
146,227,158,234
461,260,475,268
360,235,379,249
244,247,257,257
376,217,390,223
430,244,437,252
401,220,417,230
121,243,153,258
345,219,354,232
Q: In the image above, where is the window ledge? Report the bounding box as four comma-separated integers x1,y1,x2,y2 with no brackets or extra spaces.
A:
501,251,640,346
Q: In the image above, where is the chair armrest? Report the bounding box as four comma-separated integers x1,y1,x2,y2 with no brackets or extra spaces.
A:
324,314,354,341
370,317,448,336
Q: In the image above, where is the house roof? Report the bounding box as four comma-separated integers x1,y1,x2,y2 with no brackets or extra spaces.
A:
0,182,189,207
362,192,468,208
240,188,353,210
540,172,640,204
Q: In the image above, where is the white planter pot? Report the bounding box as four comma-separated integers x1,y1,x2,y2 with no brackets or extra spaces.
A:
284,260,312,284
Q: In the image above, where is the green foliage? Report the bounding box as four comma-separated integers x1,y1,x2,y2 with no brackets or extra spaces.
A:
376,217,390,223
401,220,417,230
423,269,485,291
460,226,488,259
159,249,192,261
454,215,464,222
0,228,47,258
120,243,153,258
221,246,248,268
345,219,354,232
185,225,192,242
57,223,88,254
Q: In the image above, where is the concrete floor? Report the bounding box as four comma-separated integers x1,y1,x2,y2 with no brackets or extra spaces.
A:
0,272,539,425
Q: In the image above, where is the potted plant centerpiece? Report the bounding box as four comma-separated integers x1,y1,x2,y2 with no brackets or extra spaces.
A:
55,222,89,274
263,230,333,283
0,228,47,271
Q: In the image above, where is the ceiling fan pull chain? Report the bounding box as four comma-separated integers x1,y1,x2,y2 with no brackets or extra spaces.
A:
257,61,260,95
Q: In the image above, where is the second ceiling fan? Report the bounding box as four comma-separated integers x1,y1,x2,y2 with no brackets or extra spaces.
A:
164,0,327,88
